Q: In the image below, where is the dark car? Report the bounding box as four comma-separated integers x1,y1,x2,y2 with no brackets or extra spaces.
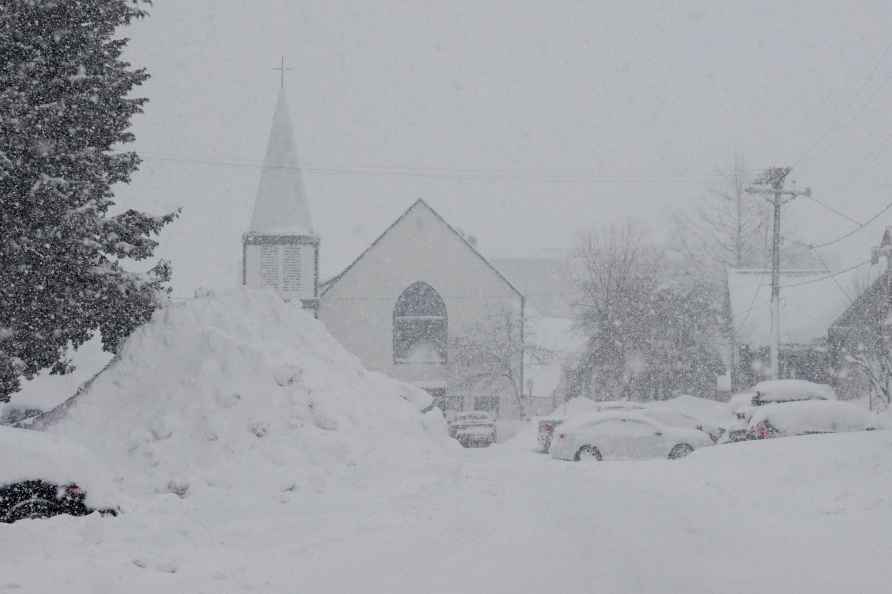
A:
0,426,119,524
449,411,497,447
0,480,115,524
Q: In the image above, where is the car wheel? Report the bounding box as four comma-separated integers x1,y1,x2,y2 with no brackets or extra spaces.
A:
5,498,59,523
574,445,602,462
668,443,694,460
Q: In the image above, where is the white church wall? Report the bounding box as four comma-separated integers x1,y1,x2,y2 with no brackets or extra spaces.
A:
320,202,524,418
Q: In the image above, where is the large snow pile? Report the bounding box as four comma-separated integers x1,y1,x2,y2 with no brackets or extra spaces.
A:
43,289,455,499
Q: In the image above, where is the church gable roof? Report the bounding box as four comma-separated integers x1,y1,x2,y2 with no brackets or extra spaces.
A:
248,88,314,236
321,199,522,299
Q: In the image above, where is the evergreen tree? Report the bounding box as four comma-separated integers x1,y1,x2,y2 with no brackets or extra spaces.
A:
0,0,177,401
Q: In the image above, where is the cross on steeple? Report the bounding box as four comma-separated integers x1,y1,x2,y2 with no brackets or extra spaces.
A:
273,56,293,89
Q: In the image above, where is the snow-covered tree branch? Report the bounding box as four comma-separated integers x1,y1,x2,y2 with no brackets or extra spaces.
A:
0,0,177,401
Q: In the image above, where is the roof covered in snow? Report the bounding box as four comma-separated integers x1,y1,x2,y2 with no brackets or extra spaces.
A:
248,89,314,236
321,199,522,299
727,268,850,348
491,257,575,318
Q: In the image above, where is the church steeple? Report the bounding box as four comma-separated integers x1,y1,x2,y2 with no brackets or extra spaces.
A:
242,65,320,316
248,87,314,236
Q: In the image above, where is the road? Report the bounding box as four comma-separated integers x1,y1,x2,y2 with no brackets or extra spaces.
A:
3,431,892,593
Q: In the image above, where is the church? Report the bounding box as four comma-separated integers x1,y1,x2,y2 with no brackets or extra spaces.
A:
242,86,526,419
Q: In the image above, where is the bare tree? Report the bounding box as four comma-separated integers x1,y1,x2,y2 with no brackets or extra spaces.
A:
843,334,892,409
450,306,550,419
672,155,771,278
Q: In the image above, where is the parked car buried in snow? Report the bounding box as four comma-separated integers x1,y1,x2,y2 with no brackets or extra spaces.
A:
725,380,839,442
0,426,119,523
449,411,497,447
751,379,837,406
550,412,714,462
746,400,879,440
537,401,647,453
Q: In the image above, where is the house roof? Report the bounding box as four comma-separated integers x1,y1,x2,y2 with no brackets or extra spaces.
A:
248,88,314,236
830,270,890,335
490,257,575,318
727,268,851,347
321,199,522,299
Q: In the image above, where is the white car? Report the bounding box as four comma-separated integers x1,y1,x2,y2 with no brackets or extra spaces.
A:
0,426,119,523
641,404,725,443
537,400,646,452
747,400,880,440
549,412,714,462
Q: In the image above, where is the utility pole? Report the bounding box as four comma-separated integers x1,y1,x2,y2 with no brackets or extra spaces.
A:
746,167,811,379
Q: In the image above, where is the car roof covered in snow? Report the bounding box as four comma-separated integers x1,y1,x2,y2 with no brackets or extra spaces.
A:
752,379,837,403
0,426,119,509
561,411,714,445
749,400,879,435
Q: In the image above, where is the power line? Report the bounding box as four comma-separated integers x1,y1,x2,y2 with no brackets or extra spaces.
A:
775,260,871,289
806,195,863,226
791,39,892,169
812,250,854,304
807,200,892,249
131,151,724,185
735,281,764,330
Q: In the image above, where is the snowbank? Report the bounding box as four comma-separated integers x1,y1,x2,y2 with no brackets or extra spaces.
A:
43,289,455,499
0,426,119,509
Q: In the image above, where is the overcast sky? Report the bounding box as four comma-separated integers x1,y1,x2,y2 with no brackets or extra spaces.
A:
115,0,892,296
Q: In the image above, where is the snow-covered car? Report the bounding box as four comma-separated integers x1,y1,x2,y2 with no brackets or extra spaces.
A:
0,426,119,523
728,391,757,420
641,404,725,443
747,400,879,440
537,401,646,452
455,424,498,448
751,379,837,405
726,380,838,441
550,412,714,462
448,411,496,447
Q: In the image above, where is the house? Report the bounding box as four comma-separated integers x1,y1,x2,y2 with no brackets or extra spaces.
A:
319,199,526,419
726,268,850,388
828,229,892,402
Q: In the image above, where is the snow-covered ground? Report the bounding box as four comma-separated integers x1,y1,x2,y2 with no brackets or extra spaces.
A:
3,291,890,592
2,430,892,592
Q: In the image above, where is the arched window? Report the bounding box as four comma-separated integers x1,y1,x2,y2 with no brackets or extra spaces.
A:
394,282,447,364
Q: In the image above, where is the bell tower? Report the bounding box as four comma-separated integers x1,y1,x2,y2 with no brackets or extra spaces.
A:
242,58,319,315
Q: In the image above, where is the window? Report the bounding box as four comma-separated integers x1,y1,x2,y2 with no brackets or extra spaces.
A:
394,282,447,364
281,245,302,293
260,244,280,289
474,396,500,416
